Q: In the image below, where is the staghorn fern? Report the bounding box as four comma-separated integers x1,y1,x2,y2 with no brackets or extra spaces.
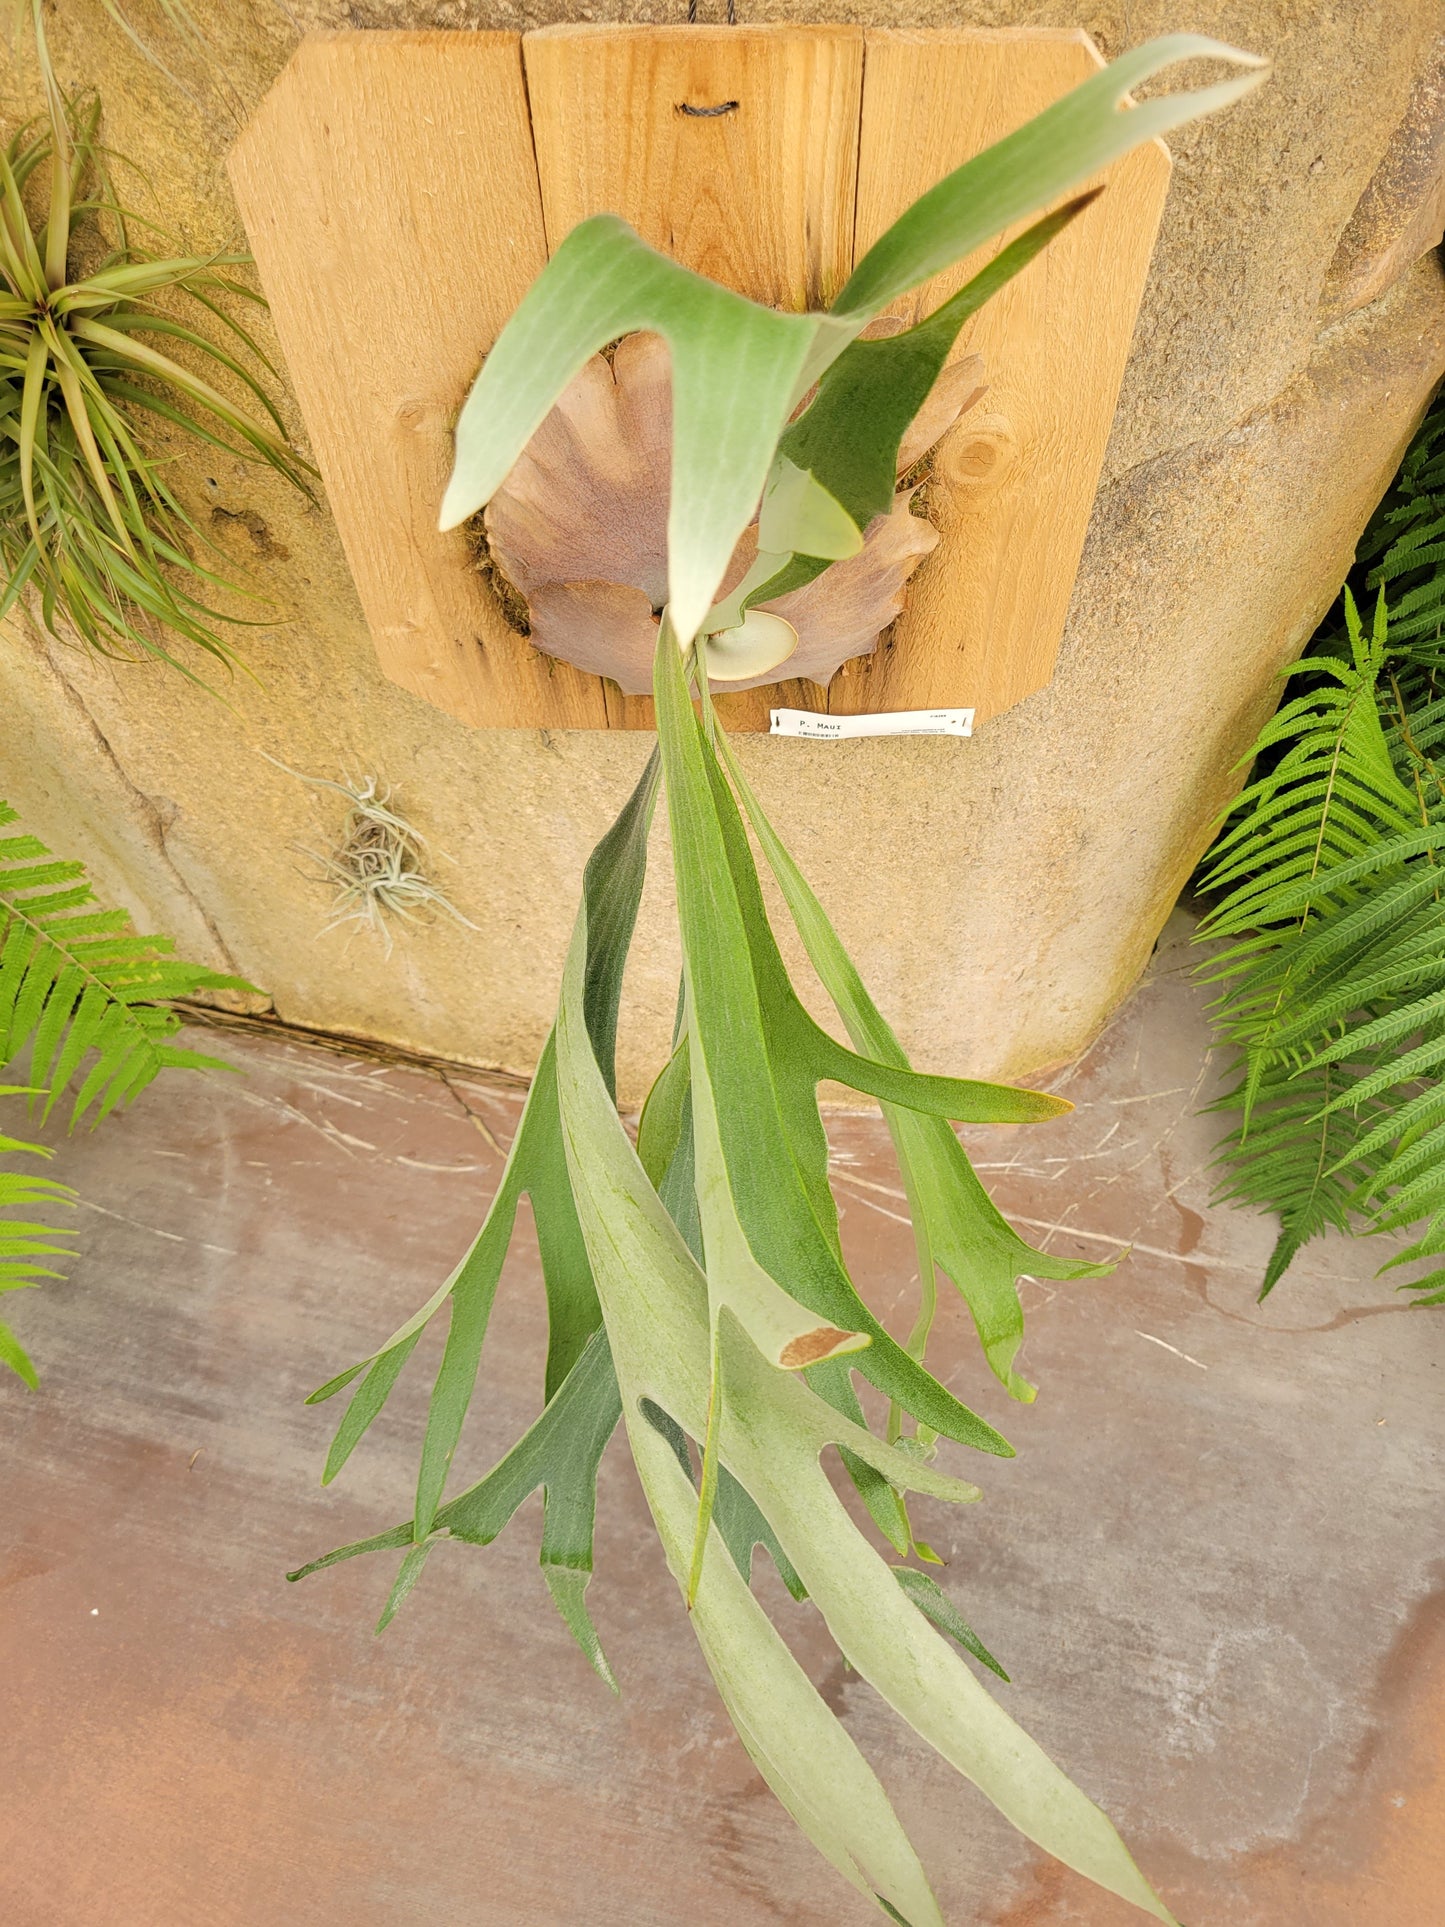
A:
293,37,1267,1926
1197,582,1445,1303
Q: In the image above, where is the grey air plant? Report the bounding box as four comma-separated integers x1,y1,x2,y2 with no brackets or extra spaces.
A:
292,37,1267,1925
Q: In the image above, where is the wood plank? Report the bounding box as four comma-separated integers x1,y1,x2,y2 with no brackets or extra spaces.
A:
830,28,1172,724
228,32,608,731
521,23,864,733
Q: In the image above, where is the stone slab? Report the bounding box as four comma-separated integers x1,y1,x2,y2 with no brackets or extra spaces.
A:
1,915,1441,1924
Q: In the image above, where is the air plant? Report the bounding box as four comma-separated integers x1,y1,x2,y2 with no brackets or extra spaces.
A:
0,2,308,671
292,37,1267,1925
275,762,478,954
97,0,209,91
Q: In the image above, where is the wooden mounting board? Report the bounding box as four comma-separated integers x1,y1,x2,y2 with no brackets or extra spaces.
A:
229,26,1171,734
834,30,1170,724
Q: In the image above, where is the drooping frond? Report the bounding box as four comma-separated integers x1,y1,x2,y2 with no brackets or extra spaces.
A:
0,797,252,1127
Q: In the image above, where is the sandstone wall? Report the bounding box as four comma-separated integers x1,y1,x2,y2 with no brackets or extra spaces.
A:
2,2,1443,1104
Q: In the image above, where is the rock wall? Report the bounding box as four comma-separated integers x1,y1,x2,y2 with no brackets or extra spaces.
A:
2,2,1443,1104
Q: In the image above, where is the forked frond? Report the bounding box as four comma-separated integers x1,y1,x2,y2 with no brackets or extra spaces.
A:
292,37,1267,1924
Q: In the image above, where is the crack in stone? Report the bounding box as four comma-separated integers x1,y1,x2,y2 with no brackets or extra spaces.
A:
18,608,248,981
1101,257,1445,501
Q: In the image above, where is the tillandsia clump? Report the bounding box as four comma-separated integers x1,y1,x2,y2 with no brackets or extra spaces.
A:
0,1,307,669
266,760,479,955
293,38,1266,1925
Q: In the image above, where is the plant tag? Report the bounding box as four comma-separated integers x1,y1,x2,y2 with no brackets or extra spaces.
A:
769,707,974,740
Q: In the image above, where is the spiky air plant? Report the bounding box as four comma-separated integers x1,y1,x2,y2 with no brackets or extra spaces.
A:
0,2,309,671
292,37,1268,1926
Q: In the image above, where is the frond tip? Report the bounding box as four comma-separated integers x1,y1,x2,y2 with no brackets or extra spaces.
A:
0,1106,76,1386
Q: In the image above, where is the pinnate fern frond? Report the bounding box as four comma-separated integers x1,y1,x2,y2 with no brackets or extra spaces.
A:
0,798,252,1126
1198,540,1445,1296
0,1100,75,1386
1361,387,1445,648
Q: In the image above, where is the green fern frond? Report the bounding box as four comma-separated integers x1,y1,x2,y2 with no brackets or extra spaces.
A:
1304,986,1445,1069
1207,1057,1378,1298
1195,382,1445,1298
0,1107,75,1386
0,798,253,1125
1361,391,1445,646
1358,1118,1445,1199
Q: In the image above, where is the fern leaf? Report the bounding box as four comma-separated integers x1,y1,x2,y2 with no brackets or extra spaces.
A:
1359,1119,1445,1199
1195,533,1445,1294
0,797,265,1382
0,798,253,1126
0,1124,76,1388
1315,1030,1445,1110
1342,1082,1445,1170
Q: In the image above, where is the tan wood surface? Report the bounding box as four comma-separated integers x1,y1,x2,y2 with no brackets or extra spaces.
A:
228,32,608,730
831,28,1172,724
522,23,864,732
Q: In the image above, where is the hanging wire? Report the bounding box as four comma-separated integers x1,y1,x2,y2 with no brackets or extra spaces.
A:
687,1,738,23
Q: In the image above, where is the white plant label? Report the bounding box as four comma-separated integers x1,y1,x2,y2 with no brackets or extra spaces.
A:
769,707,975,740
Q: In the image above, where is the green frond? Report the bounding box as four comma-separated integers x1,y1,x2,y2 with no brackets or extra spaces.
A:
1358,1118,1445,1200
1341,1082,1445,1171
1305,987,1445,1072
1195,389,1445,1298
1314,1030,1445,1111
0,796,254,1126
0,792,258,1383
0,1126,75,1386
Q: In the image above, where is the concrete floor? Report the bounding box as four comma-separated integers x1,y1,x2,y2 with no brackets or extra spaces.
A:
1,912,1441,1926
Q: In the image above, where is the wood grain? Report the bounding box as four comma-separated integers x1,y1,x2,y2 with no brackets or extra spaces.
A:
522,23,864,732
829,28,1172,724
228,32,608,731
